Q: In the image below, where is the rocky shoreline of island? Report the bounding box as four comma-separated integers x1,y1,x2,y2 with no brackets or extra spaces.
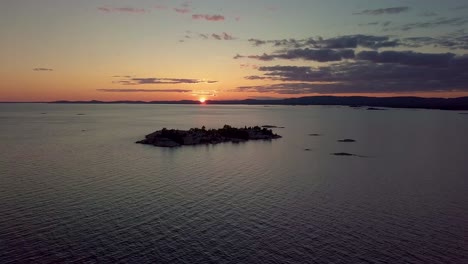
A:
136,125,282,147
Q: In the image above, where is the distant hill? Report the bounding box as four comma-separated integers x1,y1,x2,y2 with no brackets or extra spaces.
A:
48,96,468,110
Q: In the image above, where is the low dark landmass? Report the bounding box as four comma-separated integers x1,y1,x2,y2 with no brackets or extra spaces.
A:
338,139,356,143
459,112,468,115
137,125,282,147
47,96,468,110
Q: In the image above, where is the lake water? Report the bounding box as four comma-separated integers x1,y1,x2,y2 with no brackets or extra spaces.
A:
1,103,467,263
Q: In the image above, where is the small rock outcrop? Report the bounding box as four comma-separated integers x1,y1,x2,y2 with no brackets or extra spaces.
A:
338,139,356,143
136,125,282,147
332,152,355,156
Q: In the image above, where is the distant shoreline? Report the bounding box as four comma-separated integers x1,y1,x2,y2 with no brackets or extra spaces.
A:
1,95,468,110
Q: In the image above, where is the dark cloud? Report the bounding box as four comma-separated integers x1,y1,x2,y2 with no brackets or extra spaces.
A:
247,38,305,48
235,49,355,62
248,38,268,46
387,17,468,31
33,68,53,71
98,7,147,13
244,75,276,80
354,6,409,15
192,14,224,21
234,53,275,61
97,89,192,93
356,51,455,67
278,49,355,62
113,76,217,85
248,53,276,61
321,35,399,49
247,35,399,50
401,34,468,50
236,51,468,94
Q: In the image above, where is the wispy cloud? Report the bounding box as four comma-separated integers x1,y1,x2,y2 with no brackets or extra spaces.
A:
174,2,192,14
192,14,225,21
98,7,147,14
174,8,191,14
359,21,392,27
240,63,259,69
181,32,236,42
354,6,409,15
420,12,438,17
387,17,468,31
153,5,167,10
33,68,53,71
402,32,468,50
97,89,191,93
451,5,468,10
192,90,218,97
113,76,217,85
211,32,235,40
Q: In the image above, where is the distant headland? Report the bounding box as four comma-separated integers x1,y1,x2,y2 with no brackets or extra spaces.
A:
47,96,468,111
136,125,281,147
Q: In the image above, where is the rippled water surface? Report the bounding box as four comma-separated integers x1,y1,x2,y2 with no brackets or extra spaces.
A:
1,104,467,263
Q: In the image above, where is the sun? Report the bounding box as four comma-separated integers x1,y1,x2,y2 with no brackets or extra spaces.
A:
199,97,206,103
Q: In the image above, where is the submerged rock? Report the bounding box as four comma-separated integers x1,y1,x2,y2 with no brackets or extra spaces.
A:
338,139,356,143
332,152,355,156
308,133,322,136
137,125,282,148
331,152,369,158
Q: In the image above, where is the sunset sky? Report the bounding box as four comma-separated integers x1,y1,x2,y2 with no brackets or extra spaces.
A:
1,0,468,102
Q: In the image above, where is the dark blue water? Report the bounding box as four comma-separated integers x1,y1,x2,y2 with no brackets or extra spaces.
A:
1,104,467,263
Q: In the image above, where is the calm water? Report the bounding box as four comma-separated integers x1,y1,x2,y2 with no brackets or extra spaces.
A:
1,104,467,263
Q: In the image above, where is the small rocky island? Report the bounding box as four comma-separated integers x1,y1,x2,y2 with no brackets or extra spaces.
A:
136,125,282,147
